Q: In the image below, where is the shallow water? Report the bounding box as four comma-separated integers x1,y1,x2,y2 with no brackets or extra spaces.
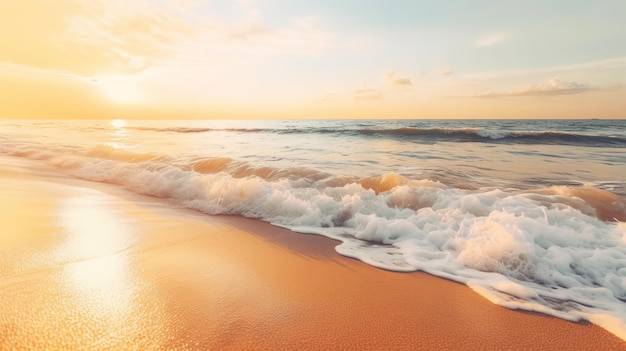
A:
1,118,625,339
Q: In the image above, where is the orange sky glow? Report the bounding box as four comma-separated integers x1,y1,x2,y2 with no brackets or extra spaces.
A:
1,0,625,119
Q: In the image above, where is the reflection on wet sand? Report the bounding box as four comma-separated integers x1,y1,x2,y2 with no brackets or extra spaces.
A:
0,173,168,350
60,190,137,343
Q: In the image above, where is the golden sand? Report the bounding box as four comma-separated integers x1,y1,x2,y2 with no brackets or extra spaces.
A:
1,156,624,350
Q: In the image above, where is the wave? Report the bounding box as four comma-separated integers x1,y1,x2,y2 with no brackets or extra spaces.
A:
355,127,626,146
126,125,626,147
2,142,626,340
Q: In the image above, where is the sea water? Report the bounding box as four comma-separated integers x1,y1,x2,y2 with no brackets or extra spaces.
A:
1,119,625,339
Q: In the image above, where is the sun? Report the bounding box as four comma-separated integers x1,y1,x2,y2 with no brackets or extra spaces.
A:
94,75,144,104
111,119,127,128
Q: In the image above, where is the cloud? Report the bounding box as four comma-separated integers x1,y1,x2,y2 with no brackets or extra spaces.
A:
0,0,345,77
0,0,199,76
0,0,205,76
223,15,337,55
439,69,454,76
511,78,589,96
385,71,412,90
460,57,626,82
472,78,591,98
167,11,341,66
475,32,509,47
354,88,382,100
227,23,272,40
320,92,342,101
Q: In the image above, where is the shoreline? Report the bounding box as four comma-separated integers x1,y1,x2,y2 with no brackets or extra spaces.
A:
1,155,624,350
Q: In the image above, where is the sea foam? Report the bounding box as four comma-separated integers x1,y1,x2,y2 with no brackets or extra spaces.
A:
2,140,626,340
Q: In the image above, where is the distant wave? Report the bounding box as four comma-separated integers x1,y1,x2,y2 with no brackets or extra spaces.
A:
355,127,626,146
126,125,626,147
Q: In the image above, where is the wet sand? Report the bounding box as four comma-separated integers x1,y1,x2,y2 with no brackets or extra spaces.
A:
1,156,624,350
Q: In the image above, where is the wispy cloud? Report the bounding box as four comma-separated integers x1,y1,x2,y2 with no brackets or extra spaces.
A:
473,78,591,97
439,69,454,76
385,71,412,90
227,23,272,41
475,32,509,47
0,0,341,76
323,70,413,102
354,87,383,100
460,57,626,81
226,15,337,54
0,0,201,75
512,78,589,96
320,92,342,101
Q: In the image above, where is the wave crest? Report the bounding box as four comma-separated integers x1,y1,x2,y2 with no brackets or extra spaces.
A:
356,127,626,146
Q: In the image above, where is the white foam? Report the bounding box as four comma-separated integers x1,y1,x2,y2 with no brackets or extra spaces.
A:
476,129,510,139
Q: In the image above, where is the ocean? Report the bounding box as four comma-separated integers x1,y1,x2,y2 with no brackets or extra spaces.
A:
1,118,625,338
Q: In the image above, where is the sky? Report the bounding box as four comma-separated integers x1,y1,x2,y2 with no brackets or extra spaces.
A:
0,0,625,119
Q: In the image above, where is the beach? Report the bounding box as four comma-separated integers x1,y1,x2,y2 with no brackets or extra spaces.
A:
2,0,625,347
1,155,624,350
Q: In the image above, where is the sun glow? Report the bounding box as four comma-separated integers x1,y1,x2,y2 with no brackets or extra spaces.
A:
111,118,127,128
95,75,144,104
